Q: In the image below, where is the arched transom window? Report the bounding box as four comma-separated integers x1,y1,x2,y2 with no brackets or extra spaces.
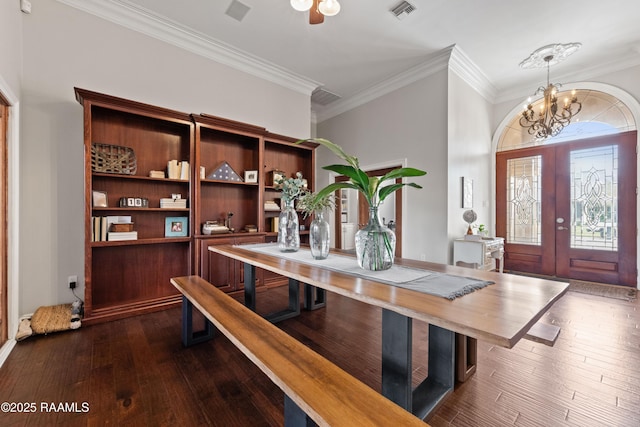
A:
497,90,636,152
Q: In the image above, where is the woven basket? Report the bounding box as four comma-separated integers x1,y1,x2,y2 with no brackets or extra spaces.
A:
91,143,137,175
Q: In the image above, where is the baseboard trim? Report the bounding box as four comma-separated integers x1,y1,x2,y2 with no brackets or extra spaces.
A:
0,339,16,368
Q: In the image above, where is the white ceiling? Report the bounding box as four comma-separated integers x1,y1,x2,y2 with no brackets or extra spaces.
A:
66,0,640,119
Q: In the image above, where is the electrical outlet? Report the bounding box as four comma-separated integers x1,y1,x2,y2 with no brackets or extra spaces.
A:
68,275,78,289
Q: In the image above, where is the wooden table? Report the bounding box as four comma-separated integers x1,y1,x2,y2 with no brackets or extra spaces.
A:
208,244,569,419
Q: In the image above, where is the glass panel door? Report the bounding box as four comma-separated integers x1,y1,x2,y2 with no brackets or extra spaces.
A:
506,155,542,245
498,131,636,286
570,145,618,251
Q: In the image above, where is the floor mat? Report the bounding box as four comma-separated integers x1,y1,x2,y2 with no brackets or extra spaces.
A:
568,280,637,301
27,302,82,337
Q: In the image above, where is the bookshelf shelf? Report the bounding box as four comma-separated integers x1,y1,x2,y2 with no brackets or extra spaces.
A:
77,87,195,324
77,89,316,324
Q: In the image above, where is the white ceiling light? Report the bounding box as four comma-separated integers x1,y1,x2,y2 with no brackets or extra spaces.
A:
291,0,341,24
290,0,313,12
318,0,341,16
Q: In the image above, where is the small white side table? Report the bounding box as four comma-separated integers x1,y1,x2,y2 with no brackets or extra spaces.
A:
453,237,504,273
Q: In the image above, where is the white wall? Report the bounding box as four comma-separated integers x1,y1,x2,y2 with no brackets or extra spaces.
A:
447,72,493,252
317,70,449,264
0,1,22,94
17,0,312,314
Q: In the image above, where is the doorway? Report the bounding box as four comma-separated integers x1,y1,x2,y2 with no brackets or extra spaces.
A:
496,131,637,286
334,166,403,257
0,99,7,344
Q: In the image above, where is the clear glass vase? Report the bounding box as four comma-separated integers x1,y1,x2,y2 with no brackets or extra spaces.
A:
309,210,330,260
278,199,300,252
355,206,396,270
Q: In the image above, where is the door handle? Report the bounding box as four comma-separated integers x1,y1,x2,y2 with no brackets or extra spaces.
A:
557,226,569,230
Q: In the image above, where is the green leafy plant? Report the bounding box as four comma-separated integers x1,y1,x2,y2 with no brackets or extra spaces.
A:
273,171,308,204
296,138,426,207
297,191,335,219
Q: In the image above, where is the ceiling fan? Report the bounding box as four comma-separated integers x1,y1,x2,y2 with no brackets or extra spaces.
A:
290,0,341,25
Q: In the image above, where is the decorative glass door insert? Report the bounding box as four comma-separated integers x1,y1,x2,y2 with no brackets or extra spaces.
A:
506,155,542,245
570,145,618,251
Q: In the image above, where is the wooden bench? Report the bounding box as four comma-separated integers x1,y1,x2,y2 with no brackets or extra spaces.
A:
171,275,428,427
524,321,561,346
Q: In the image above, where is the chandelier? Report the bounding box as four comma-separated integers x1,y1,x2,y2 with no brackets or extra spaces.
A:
290,0,341,24
519,43,582,140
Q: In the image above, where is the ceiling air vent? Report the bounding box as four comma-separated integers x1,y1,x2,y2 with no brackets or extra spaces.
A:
311,87,341,106
225,0,251,22
390,1,416,20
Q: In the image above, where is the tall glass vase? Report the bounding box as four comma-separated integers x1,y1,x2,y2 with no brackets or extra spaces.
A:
309,210,330,260
355,206,396,270
278,199,300,252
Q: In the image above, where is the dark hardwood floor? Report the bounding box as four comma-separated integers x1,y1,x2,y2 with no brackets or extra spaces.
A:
0,285,638,426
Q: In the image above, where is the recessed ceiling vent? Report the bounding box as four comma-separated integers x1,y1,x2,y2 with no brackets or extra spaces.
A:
311,87,341,106
225,0,250,22
390,1,416,20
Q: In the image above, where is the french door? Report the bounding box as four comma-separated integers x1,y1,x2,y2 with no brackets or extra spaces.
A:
496,131,637,286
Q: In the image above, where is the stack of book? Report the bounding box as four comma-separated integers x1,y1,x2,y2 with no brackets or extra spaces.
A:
149,170,165,179
92,216,137,242
167,160,190,180
264,200,280,211
160,198,187,209
107,231,138,241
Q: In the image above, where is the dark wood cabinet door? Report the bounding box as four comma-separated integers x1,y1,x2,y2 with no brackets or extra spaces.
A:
200,237,236,292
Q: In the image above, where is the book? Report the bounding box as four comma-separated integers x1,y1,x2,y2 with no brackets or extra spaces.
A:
107,231,138,241
179,161,190,180
101,217,107,241
167,159,180,179
92,216,99,242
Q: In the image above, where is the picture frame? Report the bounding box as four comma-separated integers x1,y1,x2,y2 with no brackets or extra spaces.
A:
462,177,473,209
268,169,285,186
92,190,108,207
244,170,258,183
165,217,188,237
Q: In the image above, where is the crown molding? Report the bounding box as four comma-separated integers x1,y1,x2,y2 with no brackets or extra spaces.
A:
449,45,497,103
314,46,453,123
314,44,499,123
56,0,320,95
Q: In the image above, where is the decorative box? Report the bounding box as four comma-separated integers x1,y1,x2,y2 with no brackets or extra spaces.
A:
109,222,134,232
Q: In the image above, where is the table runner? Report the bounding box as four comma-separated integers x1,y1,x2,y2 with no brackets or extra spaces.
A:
239,243,493,300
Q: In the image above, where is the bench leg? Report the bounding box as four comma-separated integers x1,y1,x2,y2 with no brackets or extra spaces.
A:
244,263,257,312
303,284,326,310
284,395,317,427
265,278,301,323
181,296,215,347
